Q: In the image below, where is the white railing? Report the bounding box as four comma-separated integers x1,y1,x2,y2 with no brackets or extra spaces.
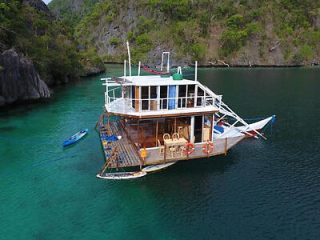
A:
106,95,215,112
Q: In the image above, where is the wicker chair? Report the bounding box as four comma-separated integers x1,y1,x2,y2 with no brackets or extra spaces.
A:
172,132,179,141
163,133,171,141
157,140,165,155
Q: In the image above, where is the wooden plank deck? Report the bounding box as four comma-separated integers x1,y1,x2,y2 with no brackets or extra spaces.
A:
99,121,142,169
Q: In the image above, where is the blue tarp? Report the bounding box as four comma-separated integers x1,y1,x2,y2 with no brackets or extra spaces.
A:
101,135,119,142
168,85,176,109
214,125,224,133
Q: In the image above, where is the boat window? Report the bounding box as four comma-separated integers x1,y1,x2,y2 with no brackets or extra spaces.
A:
197,88,205,106
188,85,195,96
150,86,157,99
131,86,135,108
160,86,168,109
178,85,186,108
141,86,149,110
150,86,157,110
187,85,195,107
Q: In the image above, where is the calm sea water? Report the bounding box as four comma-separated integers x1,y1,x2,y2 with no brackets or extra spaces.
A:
1,66,320,240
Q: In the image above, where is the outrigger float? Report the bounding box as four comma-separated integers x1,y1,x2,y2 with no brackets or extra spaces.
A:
96,43,275,180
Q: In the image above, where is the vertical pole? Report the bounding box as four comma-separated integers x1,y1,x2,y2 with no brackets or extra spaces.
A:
126,41,132,76
210,114,214,142
194,84,198,107
167,52,170,73
190,116,195,143
161,53,164,71
138,61,141,76
156,120,159,147
105,80,108,106
138,119,140,146
195,61,198,82
157,85,160,110
124,60,127,78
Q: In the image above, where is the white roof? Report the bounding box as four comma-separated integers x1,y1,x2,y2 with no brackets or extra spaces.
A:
120,75,196,86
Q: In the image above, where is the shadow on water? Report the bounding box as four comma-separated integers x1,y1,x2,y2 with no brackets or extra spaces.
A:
0,126,17,132
0,100,50,118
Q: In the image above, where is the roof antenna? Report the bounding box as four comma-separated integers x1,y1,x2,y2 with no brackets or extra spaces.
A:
126,41,132,76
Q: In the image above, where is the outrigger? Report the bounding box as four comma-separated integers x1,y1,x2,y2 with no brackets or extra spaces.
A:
96,42,275,180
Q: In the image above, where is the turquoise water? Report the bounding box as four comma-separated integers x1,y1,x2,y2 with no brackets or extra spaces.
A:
1,67,320,239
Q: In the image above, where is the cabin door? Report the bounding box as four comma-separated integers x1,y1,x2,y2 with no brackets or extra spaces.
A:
194,116,203,143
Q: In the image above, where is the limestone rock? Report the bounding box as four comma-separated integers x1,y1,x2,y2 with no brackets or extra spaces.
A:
0,49,51,106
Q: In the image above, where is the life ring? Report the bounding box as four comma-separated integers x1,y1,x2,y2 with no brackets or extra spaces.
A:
202,141,214,154
183,142,195,155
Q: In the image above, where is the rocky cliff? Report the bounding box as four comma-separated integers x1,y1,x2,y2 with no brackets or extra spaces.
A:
0,49,50,107
50,0,320,66
0,0,104,107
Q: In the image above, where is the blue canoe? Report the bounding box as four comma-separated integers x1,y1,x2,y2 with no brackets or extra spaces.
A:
63,129,88,147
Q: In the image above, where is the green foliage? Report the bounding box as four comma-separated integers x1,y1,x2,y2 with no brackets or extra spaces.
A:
191,43,206,60
199,12,211,37
109,37,120,46
49,0,320,64
0,1,87,83
49,0,100,28
220,29,248,56
137,16,154,34
246,22,262,35
148,0,191,20
79,46,104,72
214,2,236,19
227,14,245,29
132,34,153,63
299,44,313,60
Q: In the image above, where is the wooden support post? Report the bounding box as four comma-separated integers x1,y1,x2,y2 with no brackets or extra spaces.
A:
224,138,228,155
138,119,140,146
156,120,159,146
99,147,118,175
209,115,213,142
164,144,167,163
174,118,177,133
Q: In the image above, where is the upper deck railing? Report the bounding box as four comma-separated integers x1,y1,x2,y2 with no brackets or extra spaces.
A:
104,92,222,115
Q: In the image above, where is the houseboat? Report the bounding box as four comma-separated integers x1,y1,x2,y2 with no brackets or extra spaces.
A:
97,45,274,179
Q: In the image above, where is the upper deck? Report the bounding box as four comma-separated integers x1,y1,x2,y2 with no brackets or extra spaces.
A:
102,75,221,118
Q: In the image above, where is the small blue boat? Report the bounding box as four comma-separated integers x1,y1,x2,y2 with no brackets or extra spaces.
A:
63,129,88,147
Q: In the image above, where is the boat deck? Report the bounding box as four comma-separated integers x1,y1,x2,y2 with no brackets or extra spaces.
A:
99,121,142,169
99,119,245,169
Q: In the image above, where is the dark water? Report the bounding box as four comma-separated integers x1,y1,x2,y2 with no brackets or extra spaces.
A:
1,67,320,239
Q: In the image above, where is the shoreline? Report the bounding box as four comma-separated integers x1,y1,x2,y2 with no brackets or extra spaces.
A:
0,70,106,109
104,61,319,68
